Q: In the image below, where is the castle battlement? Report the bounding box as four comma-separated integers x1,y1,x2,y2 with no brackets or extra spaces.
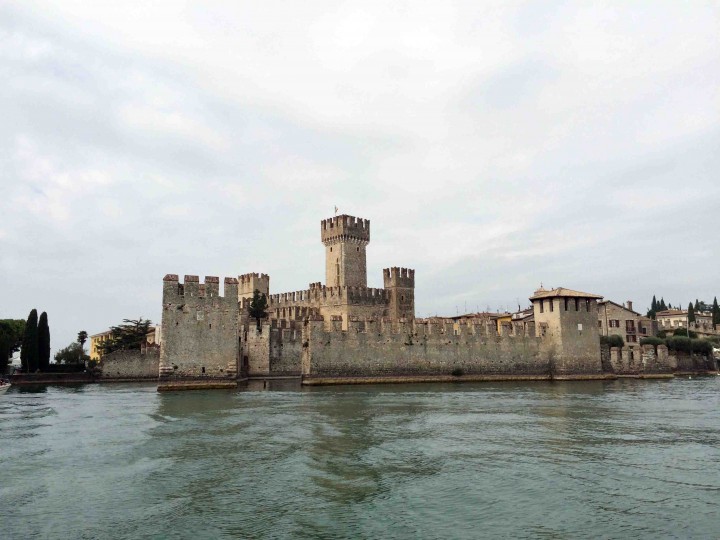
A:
304,315,536,339
383,267,415,288
321,214,370,245
267,285,391,307
238,272,269,298
162,274,238,305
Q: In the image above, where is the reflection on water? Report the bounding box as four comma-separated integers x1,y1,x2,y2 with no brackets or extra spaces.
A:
1,378,719,539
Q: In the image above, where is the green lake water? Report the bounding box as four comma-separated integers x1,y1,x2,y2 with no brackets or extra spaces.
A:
1,378,719,539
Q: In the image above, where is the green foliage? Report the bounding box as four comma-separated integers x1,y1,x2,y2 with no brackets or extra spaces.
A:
0,319,25,374
21,309,39,373
639,337,665,346
656,330,667,338
54,342,90,365
673,328,697,338
38,312,50,371
647,295,658,319
687,302,696,324
96,318,153,357
665,337,713,355
659,298,667,311
691,340,713,355
666,336,691,353
713,297,719,329
600,335,624,348
77,330,88,347
248,289,268,331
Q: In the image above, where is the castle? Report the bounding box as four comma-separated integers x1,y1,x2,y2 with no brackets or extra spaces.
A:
157,214,699,389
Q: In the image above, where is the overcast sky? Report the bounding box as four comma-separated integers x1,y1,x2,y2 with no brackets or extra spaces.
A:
1,1,719,354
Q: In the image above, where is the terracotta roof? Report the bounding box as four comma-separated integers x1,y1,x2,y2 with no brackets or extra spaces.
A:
529,287,603,301
655,310,686,316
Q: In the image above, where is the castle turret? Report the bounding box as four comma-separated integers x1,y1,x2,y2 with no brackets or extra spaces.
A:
238,272,270,300
383,267,415,321
530,287,603,375
321,215,370,287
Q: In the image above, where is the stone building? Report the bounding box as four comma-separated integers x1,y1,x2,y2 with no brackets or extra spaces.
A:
264,214,415,329
157,214,705,388
656,309,714,334
529,287,604,375
597,300,656,347
159,214,416,383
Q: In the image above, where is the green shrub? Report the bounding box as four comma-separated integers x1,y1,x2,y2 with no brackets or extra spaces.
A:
600,335,624,348
692,339,713,355
639,337,665,346
656,330,667,338
666,336,691,352
673,328,698,338
666,336,713,355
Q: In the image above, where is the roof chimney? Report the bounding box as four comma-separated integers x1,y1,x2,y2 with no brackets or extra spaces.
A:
627,300,633,312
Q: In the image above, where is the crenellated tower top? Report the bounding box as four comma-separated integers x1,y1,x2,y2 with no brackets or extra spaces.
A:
321,215,370,246
321,214,369,287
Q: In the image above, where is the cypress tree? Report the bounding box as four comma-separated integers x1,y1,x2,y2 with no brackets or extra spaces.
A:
651,296,657,311
20,309,39,373
687,302,695,324
659,298,667,311
694,299,700,312
38,312,50,371
713,297,719,329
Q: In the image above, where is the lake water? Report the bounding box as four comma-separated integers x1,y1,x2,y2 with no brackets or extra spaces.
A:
1,378,719,539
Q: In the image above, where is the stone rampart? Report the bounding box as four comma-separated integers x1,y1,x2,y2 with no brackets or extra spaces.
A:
159,274,240,381
301,318,550,379
100,347,159,379
609,345,673,375
242,320,303,377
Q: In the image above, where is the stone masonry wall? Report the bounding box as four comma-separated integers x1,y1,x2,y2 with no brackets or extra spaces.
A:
302,318,550,378
100,348,159,379
160,275,239,380
608,345,673,374
243,321,304,377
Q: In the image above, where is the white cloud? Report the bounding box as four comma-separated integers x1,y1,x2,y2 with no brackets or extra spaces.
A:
1,1,719,352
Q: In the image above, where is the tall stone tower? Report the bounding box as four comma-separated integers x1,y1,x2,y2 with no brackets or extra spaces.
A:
321,215,370,287
383,267,415,320
530,287,603,375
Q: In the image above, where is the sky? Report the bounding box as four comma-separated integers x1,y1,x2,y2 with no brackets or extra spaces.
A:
1,1,719,355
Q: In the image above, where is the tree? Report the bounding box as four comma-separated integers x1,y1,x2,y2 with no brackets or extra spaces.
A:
0,319,25,374
96,318,152,357
54,342,90,365
20,309,39,373
694,299,700,313
77,330,88,349
659,298,667,311
713,297,719,329
688,302,696,324
248,289,268,331
647,295,658,319
38,312,50,371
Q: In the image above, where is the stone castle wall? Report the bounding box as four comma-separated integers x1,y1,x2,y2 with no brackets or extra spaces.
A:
242,321,303,377
300,318,552,379
608,345,672,375
100,347,159,379
160,275,240,380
